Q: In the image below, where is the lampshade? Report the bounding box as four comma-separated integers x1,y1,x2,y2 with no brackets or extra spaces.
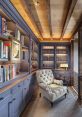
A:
60,64,68,68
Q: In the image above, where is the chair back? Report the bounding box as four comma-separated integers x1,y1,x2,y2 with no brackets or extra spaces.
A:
36,69,54,85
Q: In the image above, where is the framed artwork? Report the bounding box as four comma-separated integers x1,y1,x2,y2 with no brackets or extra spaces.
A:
12,40,20,61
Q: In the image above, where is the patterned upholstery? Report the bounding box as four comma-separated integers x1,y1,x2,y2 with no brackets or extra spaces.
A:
36,69,67,103
36,69,54,85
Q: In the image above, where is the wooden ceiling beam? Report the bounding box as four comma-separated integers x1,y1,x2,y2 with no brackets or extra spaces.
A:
71,14,82,39
61,0,78,38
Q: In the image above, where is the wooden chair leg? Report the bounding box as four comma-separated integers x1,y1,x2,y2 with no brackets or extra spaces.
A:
39,93,41,97
67,89,69,93
65,93,67,98
51,102,53,107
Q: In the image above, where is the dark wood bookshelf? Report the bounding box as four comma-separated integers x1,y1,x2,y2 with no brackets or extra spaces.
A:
40,43,71,84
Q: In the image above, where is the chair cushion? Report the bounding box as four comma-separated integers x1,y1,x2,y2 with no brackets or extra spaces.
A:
48,84,67,94
53,79,63,85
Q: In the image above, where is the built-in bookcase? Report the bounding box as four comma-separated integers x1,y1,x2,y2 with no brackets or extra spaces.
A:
41,44,70,70
30,39,39,72
0,9,39,84
41,46,55,68
55,46,69,70
40,44,71,84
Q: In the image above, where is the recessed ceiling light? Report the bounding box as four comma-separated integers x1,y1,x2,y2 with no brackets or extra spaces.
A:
51,38,53,40
35,1,40,6
60,38,63,40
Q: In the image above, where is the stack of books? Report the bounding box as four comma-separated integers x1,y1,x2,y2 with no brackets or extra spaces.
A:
0,64,16,83
21,35,24,45
0,41,9,60
15,28,21,41
0,16,7,36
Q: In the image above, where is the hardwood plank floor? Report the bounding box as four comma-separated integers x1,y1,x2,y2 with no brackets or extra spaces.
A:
21,88,82,117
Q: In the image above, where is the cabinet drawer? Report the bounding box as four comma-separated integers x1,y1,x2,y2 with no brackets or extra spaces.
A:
0,95,11,105
0,90,11,99
23,78,30,88
18,82,23,88
11,85,19,94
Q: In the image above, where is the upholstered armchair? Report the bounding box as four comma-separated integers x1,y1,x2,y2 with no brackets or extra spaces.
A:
36,69,67,106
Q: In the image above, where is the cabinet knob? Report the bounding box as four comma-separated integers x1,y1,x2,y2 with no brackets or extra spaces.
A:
13,98,16,101
0,97,4,101
18,85,21,87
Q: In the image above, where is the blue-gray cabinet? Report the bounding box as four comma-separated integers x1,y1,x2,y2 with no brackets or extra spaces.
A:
0,93,11,117
23,78,30,106
0,73,37,117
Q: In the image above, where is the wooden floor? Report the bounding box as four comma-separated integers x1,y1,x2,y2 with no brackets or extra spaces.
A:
21,89,82,117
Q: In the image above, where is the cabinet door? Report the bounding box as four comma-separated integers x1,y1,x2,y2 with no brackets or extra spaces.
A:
9,99,14,117
0,95,11,117
13,88,23,116
10,83,23,117
23,78,30,105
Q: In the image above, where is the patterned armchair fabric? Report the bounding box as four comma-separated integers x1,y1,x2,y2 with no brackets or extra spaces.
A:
36,69,67,103
36,69,54,85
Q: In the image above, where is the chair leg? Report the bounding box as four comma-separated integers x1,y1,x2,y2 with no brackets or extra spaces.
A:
65,93,67,98
67,89,69,93
39,93,41,97
51,102,53,107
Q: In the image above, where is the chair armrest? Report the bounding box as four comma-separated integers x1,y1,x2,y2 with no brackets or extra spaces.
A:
53,79,63,86
39,83,47,90
39,83,52,94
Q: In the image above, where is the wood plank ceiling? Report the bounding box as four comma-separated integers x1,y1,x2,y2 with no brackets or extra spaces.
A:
10,0,82,42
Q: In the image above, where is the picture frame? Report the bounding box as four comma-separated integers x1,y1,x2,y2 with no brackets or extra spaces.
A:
12,40,20,61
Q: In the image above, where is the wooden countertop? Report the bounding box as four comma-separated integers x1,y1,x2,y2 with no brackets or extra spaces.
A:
0,71,36,94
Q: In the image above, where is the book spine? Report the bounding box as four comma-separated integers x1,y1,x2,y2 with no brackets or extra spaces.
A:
2,66,5,82
0,65,3,82
1,41,3,58
21,35,24,45
2,17,7,35
0,16,2,35
0,41,2,58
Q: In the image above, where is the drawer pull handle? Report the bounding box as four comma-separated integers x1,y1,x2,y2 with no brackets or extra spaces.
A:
18,85,21,87
13,98,16,101
9,101,13,104
0,97,4,101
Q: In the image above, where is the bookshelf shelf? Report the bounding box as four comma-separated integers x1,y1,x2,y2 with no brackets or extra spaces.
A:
0,35,11,41
30,39,39,72
55,45,69,70
0,59,8,62
41,45,55,69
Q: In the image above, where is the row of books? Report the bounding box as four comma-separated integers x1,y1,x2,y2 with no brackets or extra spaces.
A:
0,41,9,59
43,61,54,67
43,50,54,54
0,16,7,36
56,50,67,54
56,57,67,61
43,46,54,50
0,15,23,42
0,64,16,83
